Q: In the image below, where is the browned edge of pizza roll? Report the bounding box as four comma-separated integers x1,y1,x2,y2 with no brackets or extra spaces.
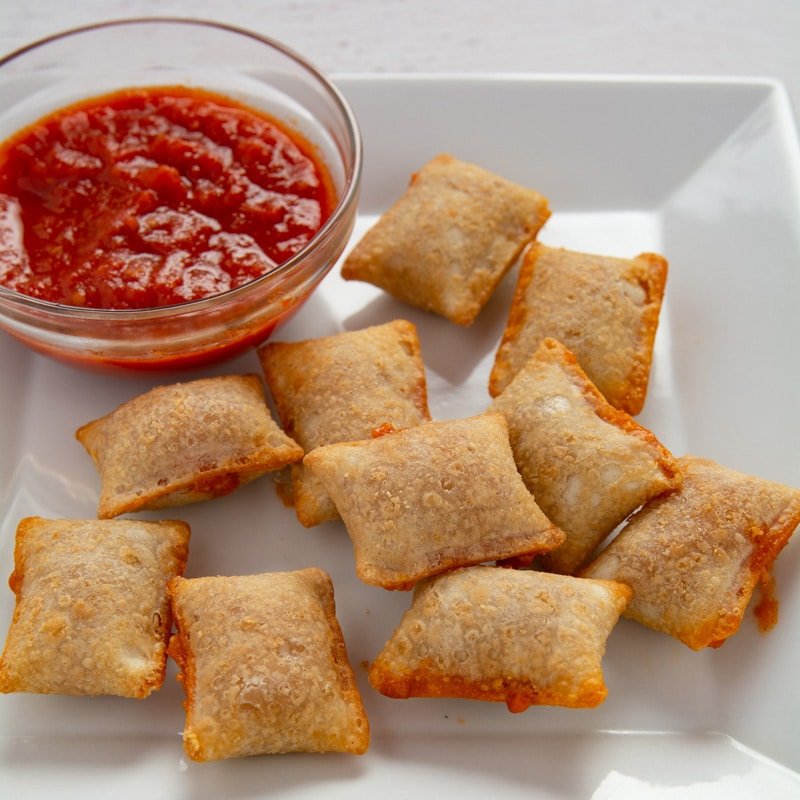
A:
258,320,431,527
304,413,565,590
76,374,303,518
341,154,550,325
492,337,682,574
168,569,369,760
581,456,800,649
0,516,190,698
368,565,631,711
489,243,668,415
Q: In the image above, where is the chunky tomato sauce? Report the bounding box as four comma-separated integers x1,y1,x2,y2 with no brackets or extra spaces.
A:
0,87,334,309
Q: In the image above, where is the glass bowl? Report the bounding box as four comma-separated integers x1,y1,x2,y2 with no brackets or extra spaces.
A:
0,18,361,370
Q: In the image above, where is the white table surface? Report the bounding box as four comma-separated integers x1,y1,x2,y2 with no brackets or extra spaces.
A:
1,0,799,118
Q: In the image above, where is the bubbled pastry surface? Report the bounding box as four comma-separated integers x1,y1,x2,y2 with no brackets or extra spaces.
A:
304,414,565,589
76,374,303,518
168,569,369,760
0,517,189,697
369,566,631,710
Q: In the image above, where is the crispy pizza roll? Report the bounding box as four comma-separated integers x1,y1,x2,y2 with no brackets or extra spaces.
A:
168,569,369,761
0,517,189,697
341,154,550,325
489,243,668,414
259,320,430,526
492,338,682,574
76,374,303,518
369,565,631,711
304,414,565,590
581,456,800,650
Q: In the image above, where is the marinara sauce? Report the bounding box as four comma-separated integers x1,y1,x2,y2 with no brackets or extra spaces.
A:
0,87,335,309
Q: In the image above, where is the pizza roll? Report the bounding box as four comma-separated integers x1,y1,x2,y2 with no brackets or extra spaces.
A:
76,374,303,518
168,569,369,760
341,154,550,325
489,243,668,414
304,414,565,590
491,338,682,574
369,565,630,711
581,456,800,650
259,320,430,526
0,517,189,697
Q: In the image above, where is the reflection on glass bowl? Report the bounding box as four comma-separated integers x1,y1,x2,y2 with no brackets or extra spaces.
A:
0,18,361,371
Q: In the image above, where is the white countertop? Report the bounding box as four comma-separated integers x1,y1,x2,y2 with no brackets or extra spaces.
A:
2,0,799,117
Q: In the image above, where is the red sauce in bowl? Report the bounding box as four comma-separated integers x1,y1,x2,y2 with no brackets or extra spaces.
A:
0,86,335,309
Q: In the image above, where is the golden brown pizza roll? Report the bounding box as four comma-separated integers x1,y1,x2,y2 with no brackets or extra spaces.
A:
0,517,189,697
258,320,431,526
168,569,369,761
491,338,682,574
341,154,550,325
369,565,630,711
581,456,800,650
304,413,565,590
76,374,303,518
489,243,668,414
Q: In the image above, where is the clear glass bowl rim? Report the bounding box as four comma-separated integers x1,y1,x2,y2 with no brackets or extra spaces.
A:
0,16,363,321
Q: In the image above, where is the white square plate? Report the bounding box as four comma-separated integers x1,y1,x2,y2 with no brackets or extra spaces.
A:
1,75,799,799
